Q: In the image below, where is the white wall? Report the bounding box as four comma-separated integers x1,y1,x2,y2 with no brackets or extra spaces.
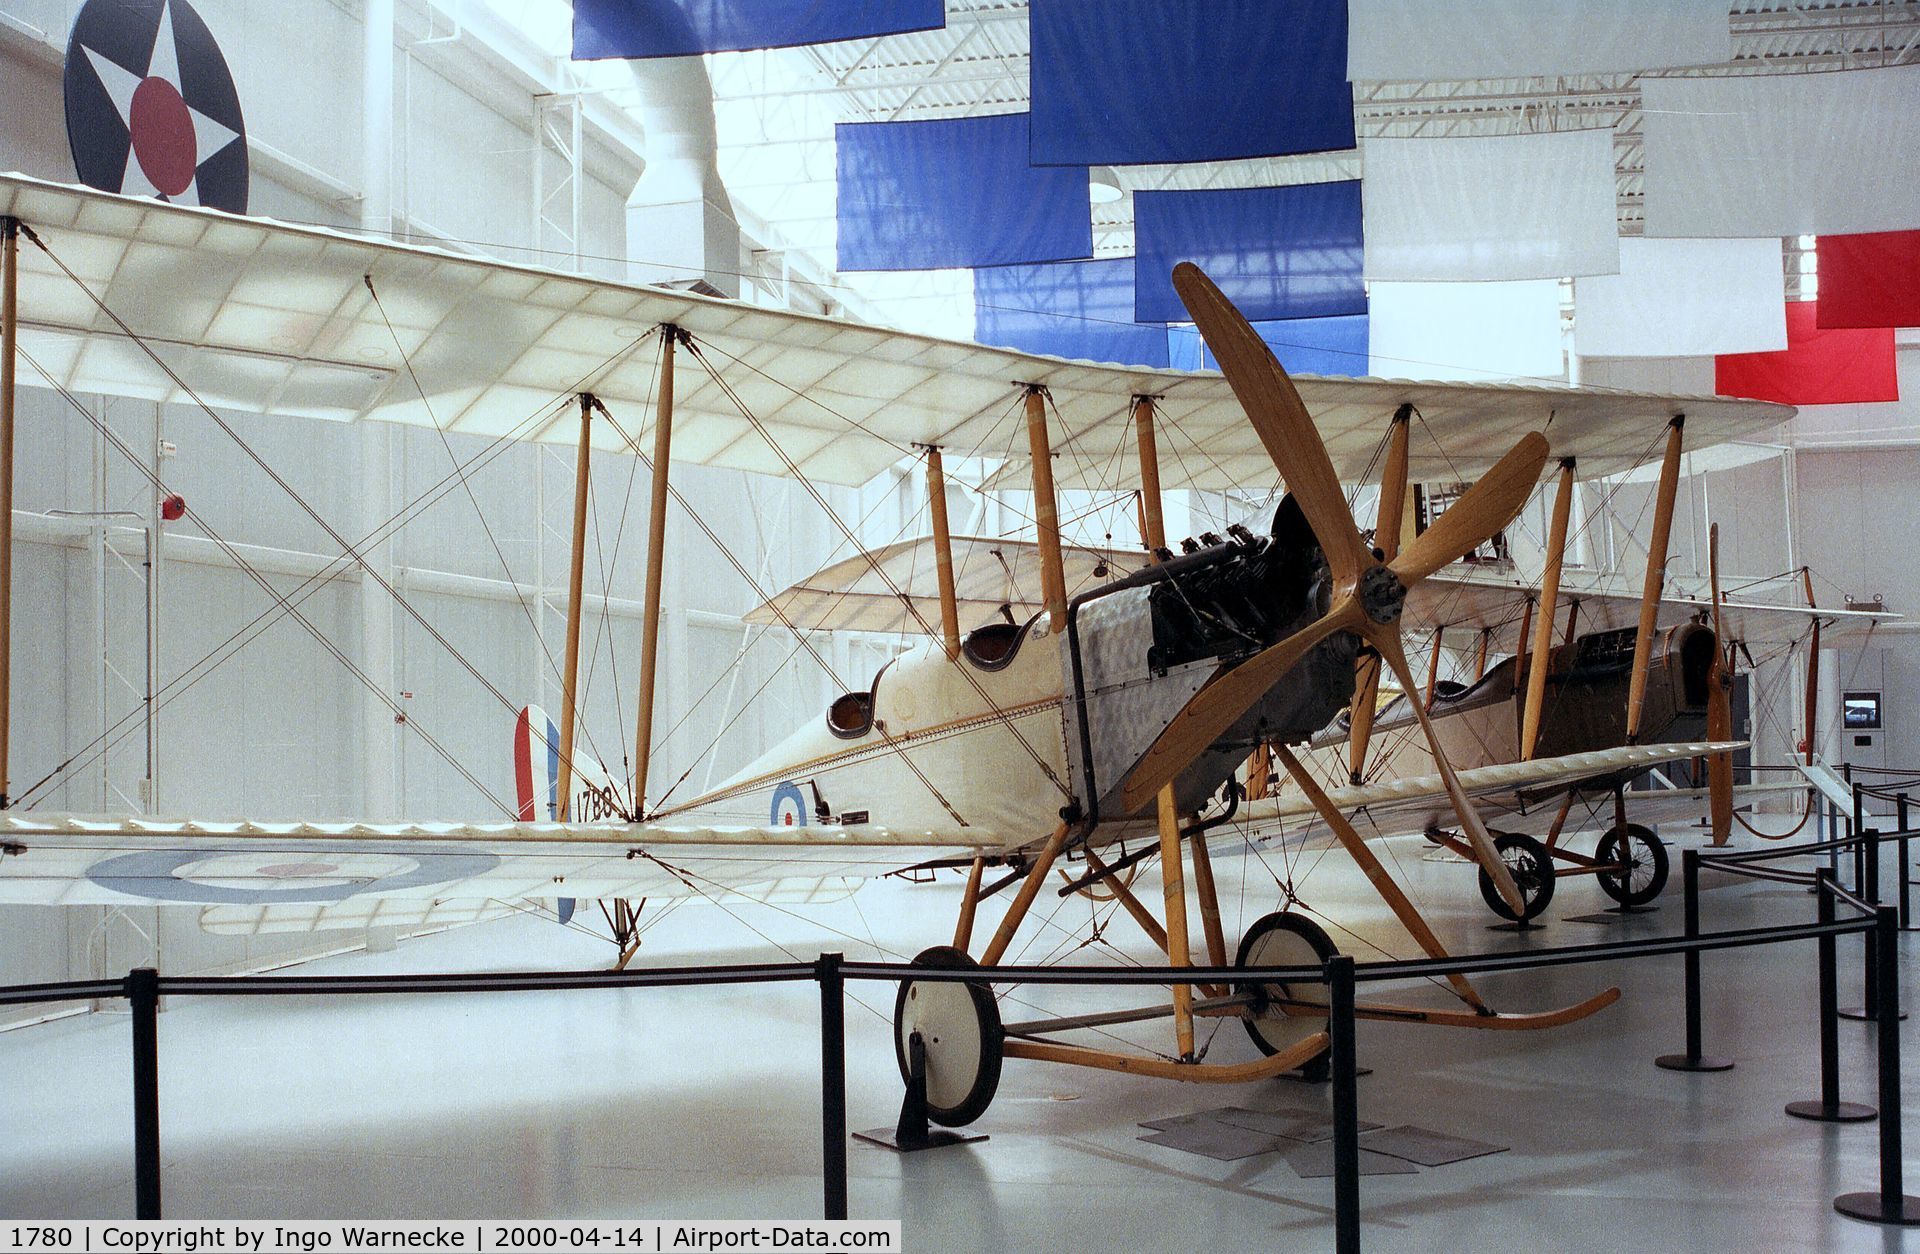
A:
0,0,901,1011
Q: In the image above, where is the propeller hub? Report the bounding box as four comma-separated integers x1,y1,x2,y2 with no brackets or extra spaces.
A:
1358,564,1407,625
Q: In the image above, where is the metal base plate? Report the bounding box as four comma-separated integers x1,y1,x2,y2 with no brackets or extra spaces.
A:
853,1127,987,1153
1655,1053,1736,1072
1138,1122,1287,1161
1835,1192,1920,1226
1284,1141,1417,1178
1785,1099,1876,1123
1838,1007,1909,1022
1360,1125,1507,1167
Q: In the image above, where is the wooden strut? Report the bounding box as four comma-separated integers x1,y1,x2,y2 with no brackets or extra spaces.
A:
553,393,593,820
0,218,15,807
1424,627,1444,711
952,855,985,952
1024,386,1067,631
1003,1029,1330,1084
1802,566,1820,764
1522,459,1577,760
632,328,678,813
1133,396,1166,552
1157,788,1196,1059
979,822,1072,967
1272,744,1488,1012
1474,627,1490,682
1626,416,1685,742
924,446,961,661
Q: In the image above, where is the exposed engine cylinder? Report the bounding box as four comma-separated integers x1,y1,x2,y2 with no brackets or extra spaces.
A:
1063,498,1359,821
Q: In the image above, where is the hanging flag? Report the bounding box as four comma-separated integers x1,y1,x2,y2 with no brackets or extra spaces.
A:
837,114,1091,271
1715,302,1898,404
1165,316,1369,378
974,259,1168,368
63,0,249,213
1133,183,1366,324
1029,0,1353,166
1815,231,1920,329
572,0,944,59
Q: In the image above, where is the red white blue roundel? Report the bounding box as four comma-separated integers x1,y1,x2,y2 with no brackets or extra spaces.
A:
63,0,249,213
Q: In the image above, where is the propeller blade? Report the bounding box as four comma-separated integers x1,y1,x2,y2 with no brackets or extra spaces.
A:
1369,625,1528,915
1173,262,1367,586
1120,596,1365,814
1347,654,1381,785
1391,432,1551,584
1707,523,1734,845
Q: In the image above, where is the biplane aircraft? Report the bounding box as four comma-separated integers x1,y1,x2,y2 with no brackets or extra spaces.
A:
0,173,1804,1127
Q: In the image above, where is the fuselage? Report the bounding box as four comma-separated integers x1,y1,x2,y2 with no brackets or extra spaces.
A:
1303,621,1719,791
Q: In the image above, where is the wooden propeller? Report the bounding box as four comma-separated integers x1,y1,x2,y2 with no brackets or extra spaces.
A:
1120,264,1549,913
1706,524,1734,845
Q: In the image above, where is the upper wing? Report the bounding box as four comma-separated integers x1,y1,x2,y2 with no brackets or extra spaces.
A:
1240,741,1746,838
0,173,1788,492
1406,567,1894,649
0,813,1000,910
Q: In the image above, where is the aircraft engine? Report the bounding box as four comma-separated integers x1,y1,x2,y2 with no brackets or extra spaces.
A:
1061,497,1359,821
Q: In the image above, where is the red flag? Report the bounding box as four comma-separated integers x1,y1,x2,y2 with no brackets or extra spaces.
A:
1816,230,1920,329
1715,302,1898,404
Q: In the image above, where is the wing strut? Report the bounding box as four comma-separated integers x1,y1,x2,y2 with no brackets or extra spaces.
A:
0,216,16,808
924,446,961,660
1626,417,1685,741
1025,386,1068,631
1521,458,1578,759
555,393,593,820
633,327,681,814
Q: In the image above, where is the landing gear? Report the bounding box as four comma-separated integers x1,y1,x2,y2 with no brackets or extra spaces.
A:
1478,833,1556,923
1596,823,1669,908
600,898,645,969
1235,911,1337,1078
892,945,1003,1127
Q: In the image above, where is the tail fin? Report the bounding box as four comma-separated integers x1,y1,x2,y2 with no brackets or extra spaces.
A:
512,705,562,821
513,705,626,823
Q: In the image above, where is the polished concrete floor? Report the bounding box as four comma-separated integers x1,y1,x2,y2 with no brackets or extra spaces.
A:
3,818,1917,1251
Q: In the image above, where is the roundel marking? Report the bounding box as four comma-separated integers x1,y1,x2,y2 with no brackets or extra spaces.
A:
85,846,502,905
64,0,250,213
771,781,808,828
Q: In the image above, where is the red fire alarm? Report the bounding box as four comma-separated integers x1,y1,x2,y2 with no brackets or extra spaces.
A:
160,493,186,521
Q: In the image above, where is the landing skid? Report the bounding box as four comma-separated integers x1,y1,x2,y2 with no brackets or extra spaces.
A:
598,898,646,970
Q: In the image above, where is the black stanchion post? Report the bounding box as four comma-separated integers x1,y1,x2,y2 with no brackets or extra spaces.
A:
1834,907,1920,1225
1899,793,1912,930
1327,953,1360,1254
1658,850,1732,1072
1853,779,1866,893
128,966,162,1219
1843,828,1903,1022
1788,869,1874,1123
818,952,848,1221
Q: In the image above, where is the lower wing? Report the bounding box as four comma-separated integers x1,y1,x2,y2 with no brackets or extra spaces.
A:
0,815,1000,920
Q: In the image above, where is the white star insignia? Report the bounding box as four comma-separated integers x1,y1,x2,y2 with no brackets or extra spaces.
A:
78,0,241,207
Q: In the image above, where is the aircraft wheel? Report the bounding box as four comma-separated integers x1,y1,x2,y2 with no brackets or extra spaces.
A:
893,945,1002,1127
1236,911,1337,1077
1477,833,1556,922
1596,824,1669,907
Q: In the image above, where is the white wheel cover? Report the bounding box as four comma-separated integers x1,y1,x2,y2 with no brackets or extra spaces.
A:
900,978,985,1111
